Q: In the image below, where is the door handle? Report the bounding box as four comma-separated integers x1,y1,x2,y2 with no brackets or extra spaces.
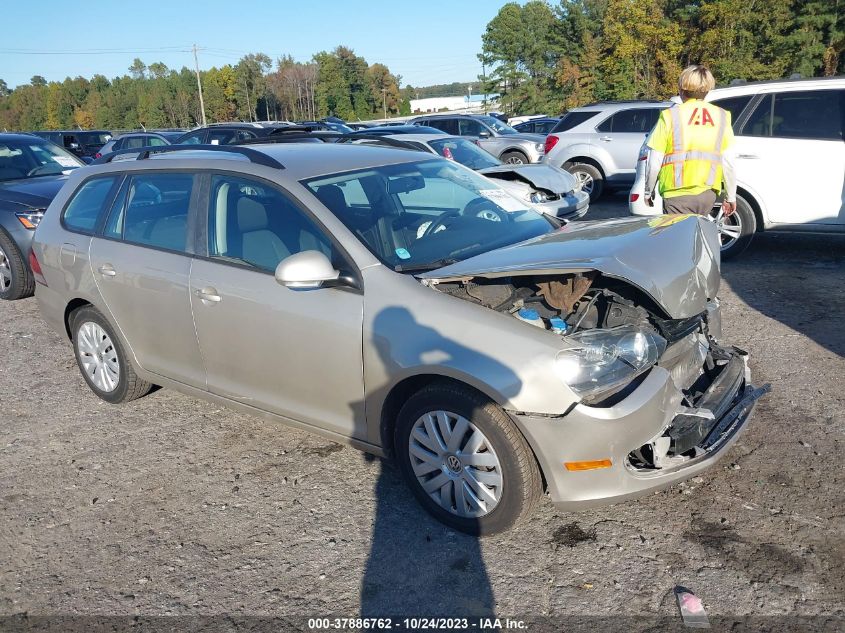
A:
599,136,613,142
195,287,221,303
97,264,116,277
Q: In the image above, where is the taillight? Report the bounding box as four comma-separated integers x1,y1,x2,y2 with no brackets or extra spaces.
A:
442,147,454,160
630,193,640,202
544,134,559,153
94,152,102,159
29,249,47,286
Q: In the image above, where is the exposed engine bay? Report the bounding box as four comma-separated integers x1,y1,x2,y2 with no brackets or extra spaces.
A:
431,272,769,472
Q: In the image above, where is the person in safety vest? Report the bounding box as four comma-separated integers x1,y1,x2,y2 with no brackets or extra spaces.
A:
645,65,737,216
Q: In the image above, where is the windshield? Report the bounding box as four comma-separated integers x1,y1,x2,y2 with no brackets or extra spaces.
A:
303,159,554,271
478,115,518,135
0,138,83,182
429,138,501,170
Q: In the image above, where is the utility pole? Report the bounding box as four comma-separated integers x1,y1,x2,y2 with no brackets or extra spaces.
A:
192,44,207,126
382,88,387,120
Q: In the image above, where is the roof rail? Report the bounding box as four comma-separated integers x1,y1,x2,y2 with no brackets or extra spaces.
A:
92,144,284,169
238,131,343,145
335,134,423,151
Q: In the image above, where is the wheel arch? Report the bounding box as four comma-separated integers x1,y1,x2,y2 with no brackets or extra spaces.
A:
736,186,765,232
63,298,93,340
563,156,606,178
378,373,506,458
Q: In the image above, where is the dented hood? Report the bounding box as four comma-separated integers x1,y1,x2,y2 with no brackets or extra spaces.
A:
420,215,721,319
478,163,577,194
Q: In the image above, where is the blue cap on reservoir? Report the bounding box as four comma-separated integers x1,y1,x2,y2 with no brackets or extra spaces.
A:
549,316,568,333
517,308,540,321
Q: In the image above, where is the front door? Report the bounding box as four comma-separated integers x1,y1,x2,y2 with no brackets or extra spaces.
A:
89,171,205,388
733,89,845,225
190,173,365,438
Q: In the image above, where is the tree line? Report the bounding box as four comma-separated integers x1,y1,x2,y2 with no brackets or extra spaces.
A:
0,46,410,131
480,0,844,115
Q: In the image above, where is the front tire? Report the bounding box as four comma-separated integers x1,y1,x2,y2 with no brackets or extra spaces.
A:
565,162,604,201
0,230,34,301
394,382,543,535
71,306,152,404
501,150,528,165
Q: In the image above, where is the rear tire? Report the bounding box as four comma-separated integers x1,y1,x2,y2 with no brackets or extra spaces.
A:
565,162,604,201
713,194,756,260
0,230,34,301
501,150,528,165
71,306,152,404
394,381,543,535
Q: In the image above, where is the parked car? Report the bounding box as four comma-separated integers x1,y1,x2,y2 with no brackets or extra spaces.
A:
542,101,671,200
513,117,560,135
343,133,589,220
348,125,447,136
30,130,113,160
630,76,845,258
296,120,355,134
508,114,546,126
175,122,291,145
95,131,185,159
0,133,85,300
32,143,767,534
411,114,546,164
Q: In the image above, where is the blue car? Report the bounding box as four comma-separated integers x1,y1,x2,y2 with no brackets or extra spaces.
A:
0,133,84,300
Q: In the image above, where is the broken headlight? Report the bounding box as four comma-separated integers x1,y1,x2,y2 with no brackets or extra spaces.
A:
555,326,667,402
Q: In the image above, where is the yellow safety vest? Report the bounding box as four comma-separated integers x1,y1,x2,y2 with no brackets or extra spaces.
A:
647,100,733,199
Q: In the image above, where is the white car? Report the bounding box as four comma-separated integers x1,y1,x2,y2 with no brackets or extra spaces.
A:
630,76,845,258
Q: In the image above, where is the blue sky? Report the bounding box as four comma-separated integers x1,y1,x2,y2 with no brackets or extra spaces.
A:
0,0,517,89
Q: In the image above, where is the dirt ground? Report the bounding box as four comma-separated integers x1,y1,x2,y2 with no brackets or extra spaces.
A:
1,197,843,631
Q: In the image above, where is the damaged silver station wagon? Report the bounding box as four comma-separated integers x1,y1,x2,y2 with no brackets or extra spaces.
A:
32,143,769,534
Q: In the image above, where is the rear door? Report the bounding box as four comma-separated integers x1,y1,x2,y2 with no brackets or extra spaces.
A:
190,172,365,438
732,88,844,225
89,171,205,387
595,107,663,182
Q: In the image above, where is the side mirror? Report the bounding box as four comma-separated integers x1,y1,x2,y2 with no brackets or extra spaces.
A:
478,130,491,139
274,250,340,289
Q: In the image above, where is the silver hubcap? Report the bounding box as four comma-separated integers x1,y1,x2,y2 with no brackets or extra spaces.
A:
711,206,742,251
76,321,120,392
0,246,12,292
408,410,503,518
574,170,594,195
505,155,525,164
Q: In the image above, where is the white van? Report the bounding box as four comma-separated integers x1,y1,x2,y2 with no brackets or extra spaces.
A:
629,76,845,258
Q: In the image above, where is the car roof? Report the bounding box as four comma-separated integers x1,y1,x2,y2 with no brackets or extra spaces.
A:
98,142,437,181
708,75,845,98
385,133,457,143
568,100,672,113
0,132,47,141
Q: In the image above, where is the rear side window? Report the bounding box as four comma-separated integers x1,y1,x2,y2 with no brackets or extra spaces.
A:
741,90,844,140
426,118,459,135
124,137,147,149
107,173,194,252
551,111,599,133
63,177,118,233
709,95,753,129
597,108,661,133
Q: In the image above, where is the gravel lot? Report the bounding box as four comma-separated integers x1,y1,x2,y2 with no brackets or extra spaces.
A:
1,197,843,630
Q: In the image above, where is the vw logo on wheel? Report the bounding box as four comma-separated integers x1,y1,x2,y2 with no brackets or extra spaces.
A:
446,455,463,473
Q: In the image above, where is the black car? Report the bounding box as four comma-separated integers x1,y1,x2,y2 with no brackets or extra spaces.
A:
95,131,185,158
513,117,560,135
347,125,447,136
30,130,112,160
0,133,85,300
175,123,295,145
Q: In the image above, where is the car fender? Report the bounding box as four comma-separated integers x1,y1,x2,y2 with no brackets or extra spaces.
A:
733,179,769,228
546,141,611,174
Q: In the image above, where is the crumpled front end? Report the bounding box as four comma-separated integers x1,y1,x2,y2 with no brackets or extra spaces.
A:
507,299,770,509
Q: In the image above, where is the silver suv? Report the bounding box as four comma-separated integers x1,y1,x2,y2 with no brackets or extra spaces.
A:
32,143,766,534
542,101,671,200
411,114,546,164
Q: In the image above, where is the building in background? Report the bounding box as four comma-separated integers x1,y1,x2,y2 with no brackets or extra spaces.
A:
410,93,499,114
